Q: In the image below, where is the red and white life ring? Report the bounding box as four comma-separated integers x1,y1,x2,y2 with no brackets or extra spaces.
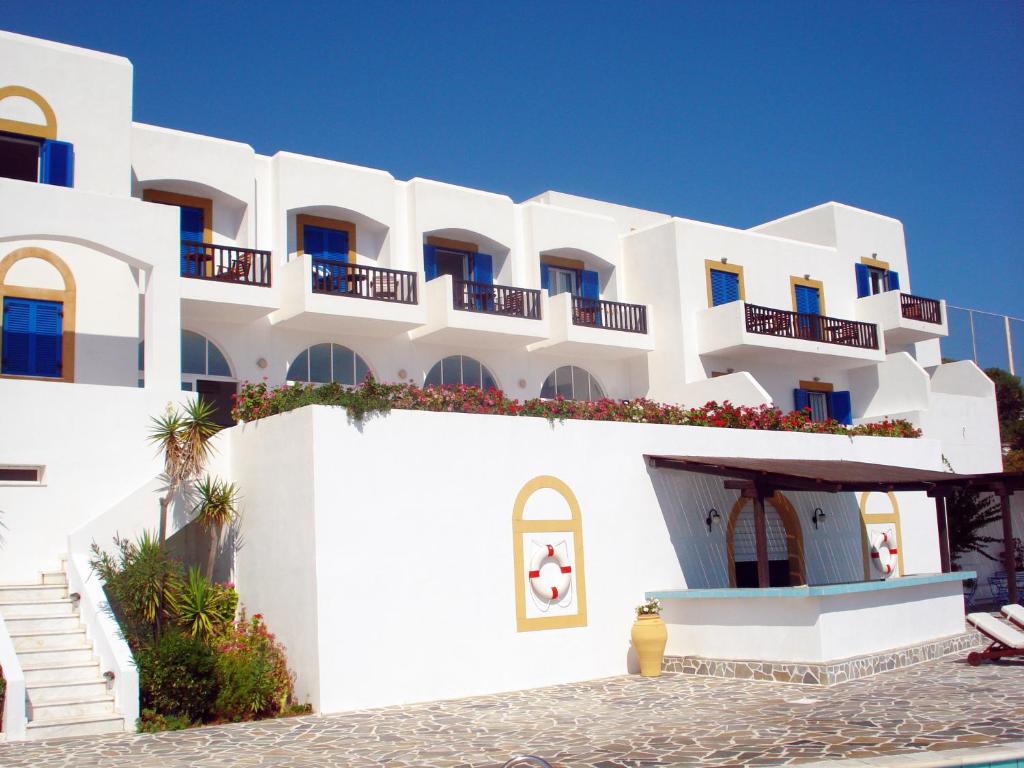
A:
870,530,898,576
529,543,572,602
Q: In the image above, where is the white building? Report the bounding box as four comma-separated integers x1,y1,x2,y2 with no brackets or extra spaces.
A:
0,30,1006,739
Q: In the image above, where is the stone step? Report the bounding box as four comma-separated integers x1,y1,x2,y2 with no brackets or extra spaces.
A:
0,584,67,602
27,678,109,704
3,614,81,633
25,713,125,740
10,629,89,651
28,693,116,722
41,571,67,586
22,660,101,685
18,644,95,665
0,598,77,618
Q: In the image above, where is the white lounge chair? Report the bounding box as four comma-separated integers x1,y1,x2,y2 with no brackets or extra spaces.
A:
1001,603,1024,631
965,612,1024,665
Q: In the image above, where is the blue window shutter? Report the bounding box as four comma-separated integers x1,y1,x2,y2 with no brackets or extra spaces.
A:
580,270,599,300
33,300,63,377
710,269,739,305
325,229,348,262
40,140,74,187
2,297,32,375
793,388,811,413
473,253,493,285
855,263,870,298
303,225,325,258
795,285,820,315
180,206,205,243
540,263,550,292
831,391,853,425
886,270,900,291
423,245,438,281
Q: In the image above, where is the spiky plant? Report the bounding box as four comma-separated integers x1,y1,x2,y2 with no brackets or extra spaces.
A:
177,567,234,641
192,476,241,580
149,399,220,548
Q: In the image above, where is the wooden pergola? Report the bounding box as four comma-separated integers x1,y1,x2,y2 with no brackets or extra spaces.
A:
645,455,1024,603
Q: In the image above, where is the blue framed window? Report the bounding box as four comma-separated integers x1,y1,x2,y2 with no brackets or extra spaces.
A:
855,263,900,297
793,388,852,425
2,296,63,378
0,135,73,187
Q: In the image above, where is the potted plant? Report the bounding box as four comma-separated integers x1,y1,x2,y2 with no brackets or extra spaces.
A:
631,597,667,677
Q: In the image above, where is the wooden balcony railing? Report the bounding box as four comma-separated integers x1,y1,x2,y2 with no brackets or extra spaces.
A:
572,297,648,334
312,259,417,305
452,280,541,319
744,303,879,350
900,293,942,324
181,241,271,287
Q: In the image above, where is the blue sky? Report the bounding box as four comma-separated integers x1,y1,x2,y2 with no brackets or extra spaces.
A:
5,2,1022,329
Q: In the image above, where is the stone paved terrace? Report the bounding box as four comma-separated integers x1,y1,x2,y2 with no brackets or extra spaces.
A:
0,655,1022,768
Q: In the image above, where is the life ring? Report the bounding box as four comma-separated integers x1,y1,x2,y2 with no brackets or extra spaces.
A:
529,543,572,602
870,530,898,576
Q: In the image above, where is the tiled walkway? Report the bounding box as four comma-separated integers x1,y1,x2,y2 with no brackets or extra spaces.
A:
1,655,1022,767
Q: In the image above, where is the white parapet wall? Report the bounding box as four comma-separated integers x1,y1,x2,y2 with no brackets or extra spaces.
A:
229,404,948,714
0,612,27,741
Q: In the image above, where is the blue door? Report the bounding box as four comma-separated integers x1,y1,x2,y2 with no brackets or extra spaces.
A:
794,284,822,340
179,205,205,276
306,225,349,292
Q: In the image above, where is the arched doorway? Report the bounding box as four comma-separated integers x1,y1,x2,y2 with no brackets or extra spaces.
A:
726,493,806,587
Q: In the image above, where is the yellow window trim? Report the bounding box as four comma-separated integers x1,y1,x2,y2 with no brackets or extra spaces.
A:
142,189,214,244
858,491,905,579
0,247,77,384
790,276,826,315
725,492,806,588
798,380,834,393
541,254,585,271
704,260,746,308
860,256,890,271
296,214,357,265
426,235,478,253
0,86,58,140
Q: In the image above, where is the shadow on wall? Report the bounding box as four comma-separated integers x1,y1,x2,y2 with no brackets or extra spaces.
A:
648,467,867,589
165,516,238,584
648,468,736,589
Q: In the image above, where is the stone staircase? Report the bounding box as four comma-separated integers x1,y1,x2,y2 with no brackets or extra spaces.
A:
0,564,127,739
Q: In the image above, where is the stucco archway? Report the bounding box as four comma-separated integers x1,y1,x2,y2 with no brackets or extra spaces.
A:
726,492,806,587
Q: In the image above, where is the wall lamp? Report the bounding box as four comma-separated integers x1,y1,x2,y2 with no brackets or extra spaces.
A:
705,508,721,532
811,507,826,529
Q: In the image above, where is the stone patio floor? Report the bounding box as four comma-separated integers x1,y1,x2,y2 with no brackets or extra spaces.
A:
1,654,1022,768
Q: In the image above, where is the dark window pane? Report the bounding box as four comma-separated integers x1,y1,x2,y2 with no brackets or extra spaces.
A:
442,356,461,386
207,342,231,377
138,342,144,370
556,367,573,399
287,349,309,382
332,345,355,385
354,354,370,385
181,331,206,374
425,361,443,387
462,357,481,387
481,367,497,390
0,467,39,482
589,373,605,400
540,373,557,399
308,343,331,384
0,136,40,183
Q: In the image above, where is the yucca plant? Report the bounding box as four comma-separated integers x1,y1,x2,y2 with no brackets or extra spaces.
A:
192,476,241,580
177,567,233,642
149,399,220,549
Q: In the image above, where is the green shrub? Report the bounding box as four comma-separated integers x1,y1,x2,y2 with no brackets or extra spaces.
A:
213,612,293,721
177,567,236,641
135,630,217,722
90,531,182,648
137,708,193,733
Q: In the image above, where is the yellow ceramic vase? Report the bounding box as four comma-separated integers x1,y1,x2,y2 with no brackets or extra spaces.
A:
631,613,668,677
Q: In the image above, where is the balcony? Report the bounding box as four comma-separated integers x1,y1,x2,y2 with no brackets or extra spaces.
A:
855,291,948,347
269,254,424,337
697,301,885,369
528,293,653,360
409,275,546,348
179,241,278,323
452,279,542,319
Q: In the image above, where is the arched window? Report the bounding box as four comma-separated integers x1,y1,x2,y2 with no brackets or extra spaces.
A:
287,343,370,385
138,330,233,384
540,366,605,401
425,355,498,390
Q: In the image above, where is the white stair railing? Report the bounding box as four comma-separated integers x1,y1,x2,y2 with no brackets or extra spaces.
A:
0,612,27,740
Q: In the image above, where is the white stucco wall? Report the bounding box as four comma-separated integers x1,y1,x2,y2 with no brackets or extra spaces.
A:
229,406,946,712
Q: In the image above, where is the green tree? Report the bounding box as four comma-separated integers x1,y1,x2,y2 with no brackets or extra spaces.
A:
984,367,1024,470
947,487,1004,569
192,476,241,580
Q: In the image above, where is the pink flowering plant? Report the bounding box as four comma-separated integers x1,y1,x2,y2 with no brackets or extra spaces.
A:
212,611,294,722
231,374,921,439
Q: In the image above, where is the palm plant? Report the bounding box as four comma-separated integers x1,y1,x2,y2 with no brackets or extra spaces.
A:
149,399,220,549
177,566,234,641
192,476,241,580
